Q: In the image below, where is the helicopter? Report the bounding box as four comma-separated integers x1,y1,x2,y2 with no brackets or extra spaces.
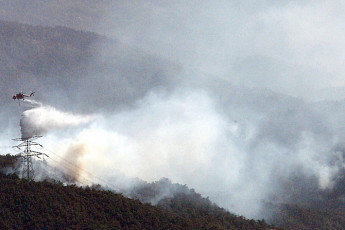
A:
12,91,35,105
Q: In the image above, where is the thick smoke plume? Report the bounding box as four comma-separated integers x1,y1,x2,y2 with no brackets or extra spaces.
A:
25,89,345,219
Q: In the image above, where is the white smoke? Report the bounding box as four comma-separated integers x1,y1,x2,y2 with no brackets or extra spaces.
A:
20,105,95,139
98,0,345,100
34,88,345,218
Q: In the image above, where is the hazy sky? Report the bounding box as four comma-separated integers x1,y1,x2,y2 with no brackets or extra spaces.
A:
1,1,345,98
96,0,345,98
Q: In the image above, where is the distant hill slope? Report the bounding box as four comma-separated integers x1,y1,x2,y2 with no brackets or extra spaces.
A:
0,155,277,230
0,20,179,113
0,0,110,35
122,174,345,230
269,203,345,230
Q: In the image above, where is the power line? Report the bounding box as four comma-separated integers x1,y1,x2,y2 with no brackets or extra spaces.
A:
42,146,119,191
46,156,92,188
13,136,48,181
9,136,118,191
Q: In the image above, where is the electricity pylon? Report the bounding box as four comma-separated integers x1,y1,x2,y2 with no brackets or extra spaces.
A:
13,136,48,180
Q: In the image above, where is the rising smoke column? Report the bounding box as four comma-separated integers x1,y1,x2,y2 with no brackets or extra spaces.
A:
50,88,345,219
16,88,345,219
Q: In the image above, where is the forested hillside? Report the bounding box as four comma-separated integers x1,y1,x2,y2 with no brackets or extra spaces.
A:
125,174,345,230
2,153,345,229
0,155,276,230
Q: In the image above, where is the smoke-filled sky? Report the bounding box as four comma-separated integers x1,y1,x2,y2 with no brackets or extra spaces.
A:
2,0,345,98
96,0,345,99
2,0,345,219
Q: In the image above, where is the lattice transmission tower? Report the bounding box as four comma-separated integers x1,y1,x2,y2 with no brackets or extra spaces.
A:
13,136,48,180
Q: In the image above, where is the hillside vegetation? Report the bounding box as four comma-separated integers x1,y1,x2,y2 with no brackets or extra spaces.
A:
0,155,276,229
2,153,345,229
